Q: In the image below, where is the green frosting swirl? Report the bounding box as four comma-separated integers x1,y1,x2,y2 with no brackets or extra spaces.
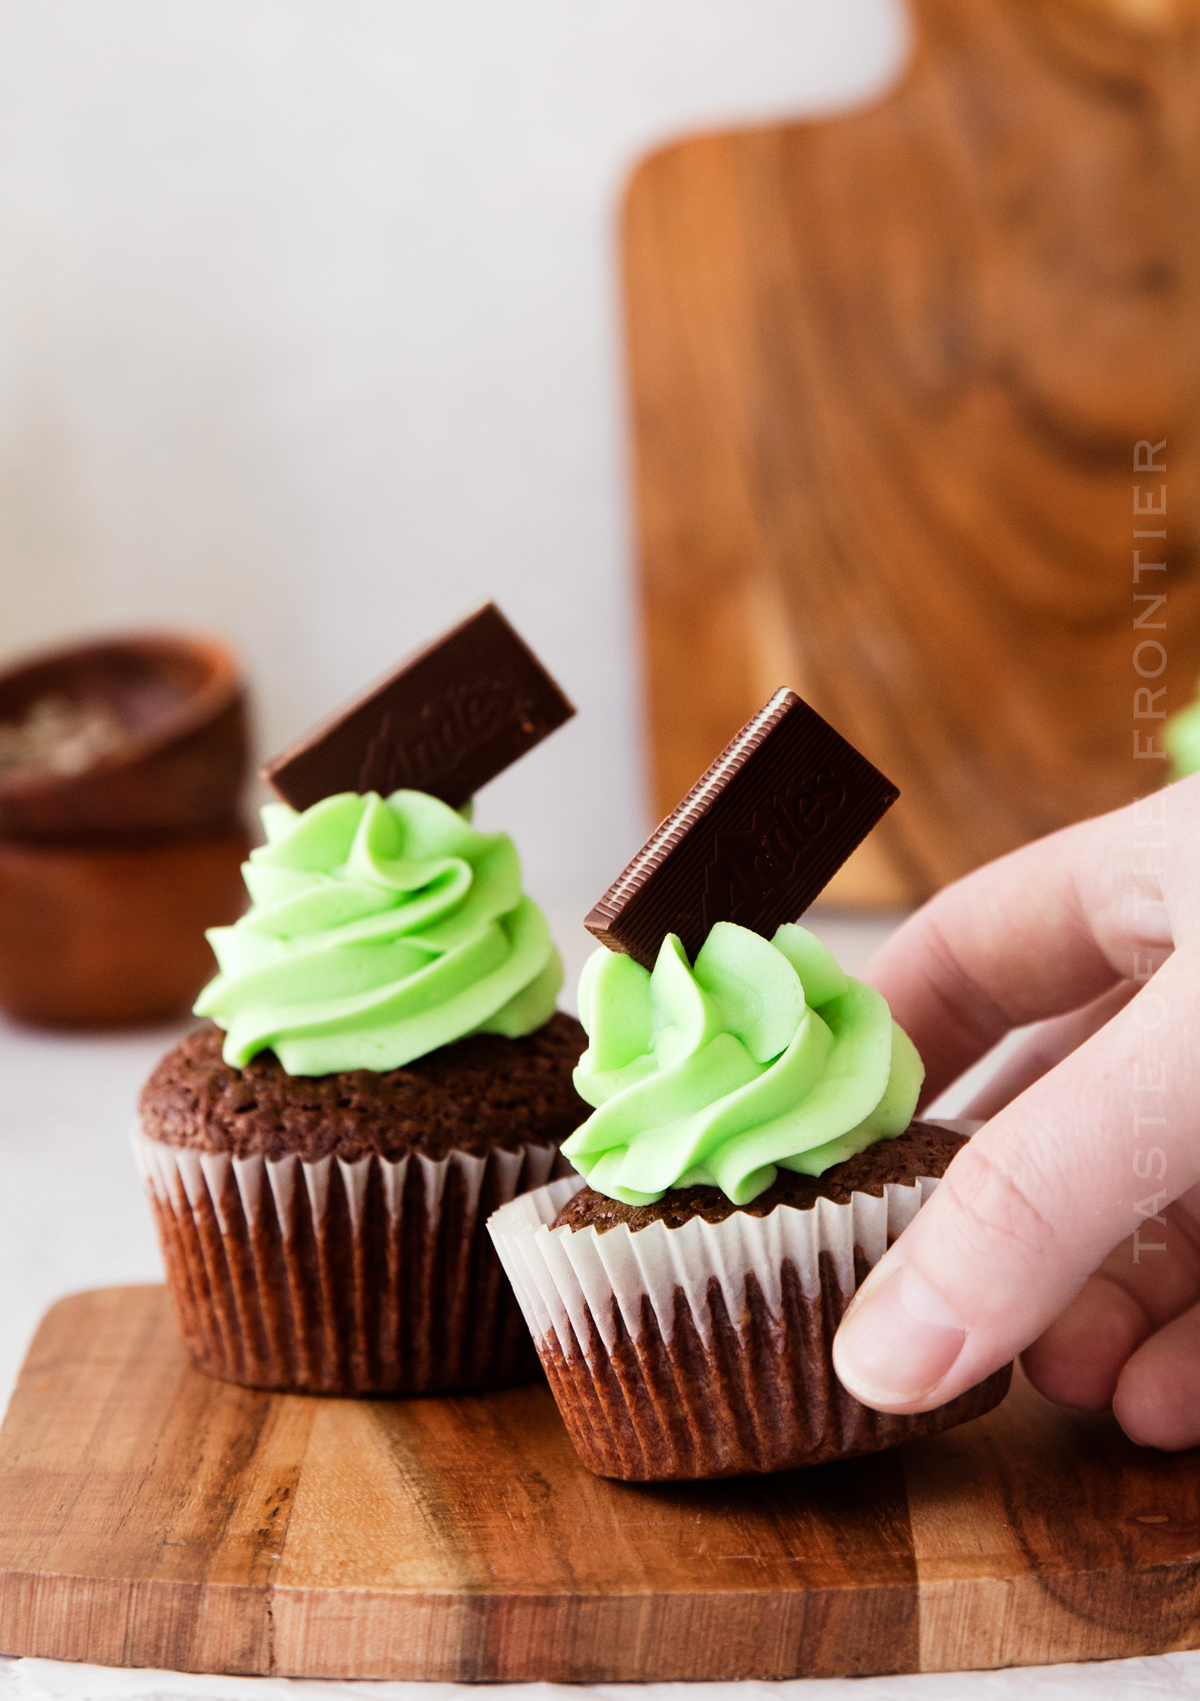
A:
562,922,923,1206
195,790,562,1075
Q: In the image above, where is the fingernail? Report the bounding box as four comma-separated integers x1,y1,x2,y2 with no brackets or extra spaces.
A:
833,1264,967,1408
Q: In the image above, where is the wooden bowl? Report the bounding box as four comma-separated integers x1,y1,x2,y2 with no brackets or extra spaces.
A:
0,634,248,840
0,825,249,1028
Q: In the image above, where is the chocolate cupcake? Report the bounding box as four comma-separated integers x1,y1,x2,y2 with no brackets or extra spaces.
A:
133,610,587,1396
490,691,1012,1478
490,918,1011,1479
138,1012,584,1395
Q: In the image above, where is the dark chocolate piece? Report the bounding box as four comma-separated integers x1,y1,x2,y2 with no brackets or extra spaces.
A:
262,603,574,810
586,688,898,968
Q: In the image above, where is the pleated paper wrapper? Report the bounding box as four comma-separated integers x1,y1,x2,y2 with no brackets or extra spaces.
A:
488,1161,1012,1481
133,1122,562,1395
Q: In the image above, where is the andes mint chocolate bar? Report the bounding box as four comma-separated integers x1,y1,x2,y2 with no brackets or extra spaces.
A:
262,603,574,810
585,689,898,969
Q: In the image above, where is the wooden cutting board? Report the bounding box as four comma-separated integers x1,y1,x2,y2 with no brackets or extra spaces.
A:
626,0,1200,908
3,1285,1200,1682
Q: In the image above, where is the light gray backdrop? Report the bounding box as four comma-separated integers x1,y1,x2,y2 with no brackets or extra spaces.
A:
0,0,906,907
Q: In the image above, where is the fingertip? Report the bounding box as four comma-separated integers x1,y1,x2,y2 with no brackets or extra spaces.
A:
1111,1376,1183,1450
832,1263,967,1413
1113,1319,1200,1453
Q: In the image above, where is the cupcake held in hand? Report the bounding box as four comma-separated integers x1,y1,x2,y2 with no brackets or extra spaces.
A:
134,606,587,1396
488,690,1011,1479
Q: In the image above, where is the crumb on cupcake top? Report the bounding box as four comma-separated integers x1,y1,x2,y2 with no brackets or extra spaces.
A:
553,1120,966,1233
140,1012,588,1164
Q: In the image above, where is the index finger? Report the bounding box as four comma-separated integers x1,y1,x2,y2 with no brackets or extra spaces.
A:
863,793,1175,1104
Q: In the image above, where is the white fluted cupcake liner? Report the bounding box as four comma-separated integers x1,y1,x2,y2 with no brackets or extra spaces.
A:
133,1123,561,1394
487,1124,1010,1479
491,1170,936,1352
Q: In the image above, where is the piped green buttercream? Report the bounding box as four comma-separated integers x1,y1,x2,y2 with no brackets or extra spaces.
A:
562,922,923,1206
195,790,562,1075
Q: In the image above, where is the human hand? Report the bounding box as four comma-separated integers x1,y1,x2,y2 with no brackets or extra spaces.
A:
831,774,1200,1449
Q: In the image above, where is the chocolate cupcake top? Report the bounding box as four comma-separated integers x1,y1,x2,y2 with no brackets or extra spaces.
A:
553,1120,966,1234
140,1012,588,1164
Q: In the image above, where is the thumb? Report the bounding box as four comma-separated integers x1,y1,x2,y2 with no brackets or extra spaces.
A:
832,943,1200,1412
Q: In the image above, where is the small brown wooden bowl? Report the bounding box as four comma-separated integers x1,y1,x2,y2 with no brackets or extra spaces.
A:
0,634,249,841
0,825,249,1028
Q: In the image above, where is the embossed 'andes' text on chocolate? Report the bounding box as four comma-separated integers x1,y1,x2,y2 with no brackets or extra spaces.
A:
585,690,897,968
263,603,574,811
355,677,537,795
700,771,847,934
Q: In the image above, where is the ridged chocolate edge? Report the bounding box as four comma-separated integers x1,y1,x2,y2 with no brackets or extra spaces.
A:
584,688,899,968
585,689,795,942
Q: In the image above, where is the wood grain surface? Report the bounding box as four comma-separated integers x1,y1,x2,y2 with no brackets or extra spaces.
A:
626,0,1200,906
3,1287,1200,1680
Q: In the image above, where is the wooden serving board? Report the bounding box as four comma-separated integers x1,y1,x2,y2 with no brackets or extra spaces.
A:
3,1287,1200,1681
625,0,1200,909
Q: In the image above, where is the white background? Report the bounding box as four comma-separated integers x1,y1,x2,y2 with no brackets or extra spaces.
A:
0,0,907,906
